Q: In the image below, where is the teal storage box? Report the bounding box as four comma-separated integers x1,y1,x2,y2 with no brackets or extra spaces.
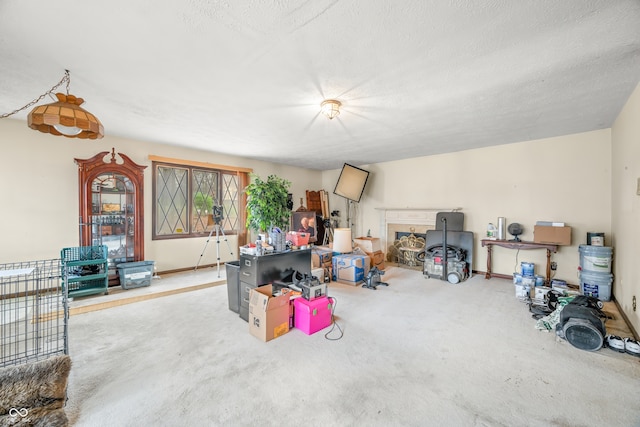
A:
117,261,155,289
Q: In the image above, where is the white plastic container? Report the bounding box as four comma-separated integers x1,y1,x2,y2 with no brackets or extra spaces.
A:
579,245,613,274
579,271,613,302
515,283,531,301
521,261,535,277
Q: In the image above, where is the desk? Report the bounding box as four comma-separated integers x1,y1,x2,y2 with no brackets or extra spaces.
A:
481,239,558,284
238,249,311,322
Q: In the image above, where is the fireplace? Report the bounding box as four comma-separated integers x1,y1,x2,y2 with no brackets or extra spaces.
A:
396,231,426,240
376,208,462,266
392,228,427,268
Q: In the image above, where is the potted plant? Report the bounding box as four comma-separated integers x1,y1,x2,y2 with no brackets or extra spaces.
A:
192,191,214,233
193,191,214,214
244,174,292,239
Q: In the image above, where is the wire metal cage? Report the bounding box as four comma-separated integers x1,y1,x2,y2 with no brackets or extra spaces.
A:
0,259,68,368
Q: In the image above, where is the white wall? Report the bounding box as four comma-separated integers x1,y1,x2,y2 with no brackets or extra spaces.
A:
0,116,618,293
323,129,612,284
611,82,640,333
0,118,321,271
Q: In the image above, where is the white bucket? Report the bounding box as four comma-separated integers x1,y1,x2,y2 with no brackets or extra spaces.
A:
514,283,531,301
513,273,523,284
521,262,535,277
579,245,613,274
579,271,613,302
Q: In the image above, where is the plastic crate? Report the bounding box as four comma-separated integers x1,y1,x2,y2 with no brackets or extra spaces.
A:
61,245,107,264
66,278,109,297
117,261,155,289
286,231,310,246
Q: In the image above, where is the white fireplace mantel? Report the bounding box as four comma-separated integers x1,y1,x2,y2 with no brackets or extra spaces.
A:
377,207,462,252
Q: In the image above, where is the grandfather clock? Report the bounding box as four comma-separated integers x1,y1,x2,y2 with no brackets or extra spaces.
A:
75,148,146,284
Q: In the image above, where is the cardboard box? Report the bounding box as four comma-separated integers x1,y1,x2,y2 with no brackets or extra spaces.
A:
288,298,296,329
294,296,333,335
353,237,381,253
311,267,325,283
311,247,335,268
332,253,370,285
248,285,290,342
364,250,385,270
533,225,571,246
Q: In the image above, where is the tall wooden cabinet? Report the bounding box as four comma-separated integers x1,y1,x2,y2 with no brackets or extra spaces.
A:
76,149,146,284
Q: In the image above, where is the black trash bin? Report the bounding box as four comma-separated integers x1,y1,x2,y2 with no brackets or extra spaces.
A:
225,261,240,313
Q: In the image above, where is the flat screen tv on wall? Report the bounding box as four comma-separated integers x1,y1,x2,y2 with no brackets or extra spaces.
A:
333,163,370,203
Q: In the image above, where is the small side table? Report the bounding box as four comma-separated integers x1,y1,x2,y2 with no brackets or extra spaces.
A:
480,239,558,284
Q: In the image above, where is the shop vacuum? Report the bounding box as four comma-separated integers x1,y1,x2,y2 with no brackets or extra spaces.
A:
416,212,471,284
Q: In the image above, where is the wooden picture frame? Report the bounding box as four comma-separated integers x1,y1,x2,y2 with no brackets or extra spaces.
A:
291,211,317,243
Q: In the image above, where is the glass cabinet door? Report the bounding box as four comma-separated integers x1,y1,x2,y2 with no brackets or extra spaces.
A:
76,149,147,285
90,172,136,267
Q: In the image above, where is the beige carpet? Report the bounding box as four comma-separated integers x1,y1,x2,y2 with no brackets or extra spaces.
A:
65,267,640,426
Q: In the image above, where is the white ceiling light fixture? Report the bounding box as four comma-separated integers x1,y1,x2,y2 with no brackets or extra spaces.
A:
321,99,341,120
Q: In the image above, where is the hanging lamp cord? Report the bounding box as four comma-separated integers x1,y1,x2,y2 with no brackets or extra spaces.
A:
0,70,70,119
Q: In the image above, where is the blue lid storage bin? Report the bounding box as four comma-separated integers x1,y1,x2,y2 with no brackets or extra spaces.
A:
117,261,155,289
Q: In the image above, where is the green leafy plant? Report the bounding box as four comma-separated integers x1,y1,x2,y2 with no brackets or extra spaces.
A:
244,174,292,232
193,191,214,213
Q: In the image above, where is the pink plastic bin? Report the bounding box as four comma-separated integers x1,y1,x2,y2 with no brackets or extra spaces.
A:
293,296,333,335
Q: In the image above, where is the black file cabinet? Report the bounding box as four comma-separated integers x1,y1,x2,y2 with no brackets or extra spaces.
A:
238,249,311,321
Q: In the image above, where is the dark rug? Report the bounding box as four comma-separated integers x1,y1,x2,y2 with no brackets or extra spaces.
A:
0,355,71,427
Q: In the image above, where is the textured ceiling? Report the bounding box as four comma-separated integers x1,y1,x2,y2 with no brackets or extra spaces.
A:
1,0,640,170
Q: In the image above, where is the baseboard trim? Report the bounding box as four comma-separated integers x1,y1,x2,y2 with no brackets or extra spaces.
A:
613,297,639,340
69,280,226,316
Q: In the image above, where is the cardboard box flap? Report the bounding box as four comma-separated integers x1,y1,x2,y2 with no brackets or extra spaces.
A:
353,237,381,252
248,285,291,342
249,289,269,312
250,284,289,312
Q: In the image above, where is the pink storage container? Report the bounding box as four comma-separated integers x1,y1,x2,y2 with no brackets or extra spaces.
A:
286,231,310,246
293,296,333,335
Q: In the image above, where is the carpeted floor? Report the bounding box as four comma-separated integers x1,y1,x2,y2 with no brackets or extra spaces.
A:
65,267,640,426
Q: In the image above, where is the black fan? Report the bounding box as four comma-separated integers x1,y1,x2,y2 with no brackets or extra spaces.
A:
507,223,523,242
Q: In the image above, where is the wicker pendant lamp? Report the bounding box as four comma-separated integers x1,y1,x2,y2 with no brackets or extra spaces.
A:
1,69,104,139
28,92,103,139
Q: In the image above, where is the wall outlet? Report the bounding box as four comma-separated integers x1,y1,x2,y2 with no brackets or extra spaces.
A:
550,262,557,270
633,295,637,312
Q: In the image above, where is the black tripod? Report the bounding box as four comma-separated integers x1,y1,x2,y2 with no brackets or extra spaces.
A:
195,207,234,277
322,218,334,246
